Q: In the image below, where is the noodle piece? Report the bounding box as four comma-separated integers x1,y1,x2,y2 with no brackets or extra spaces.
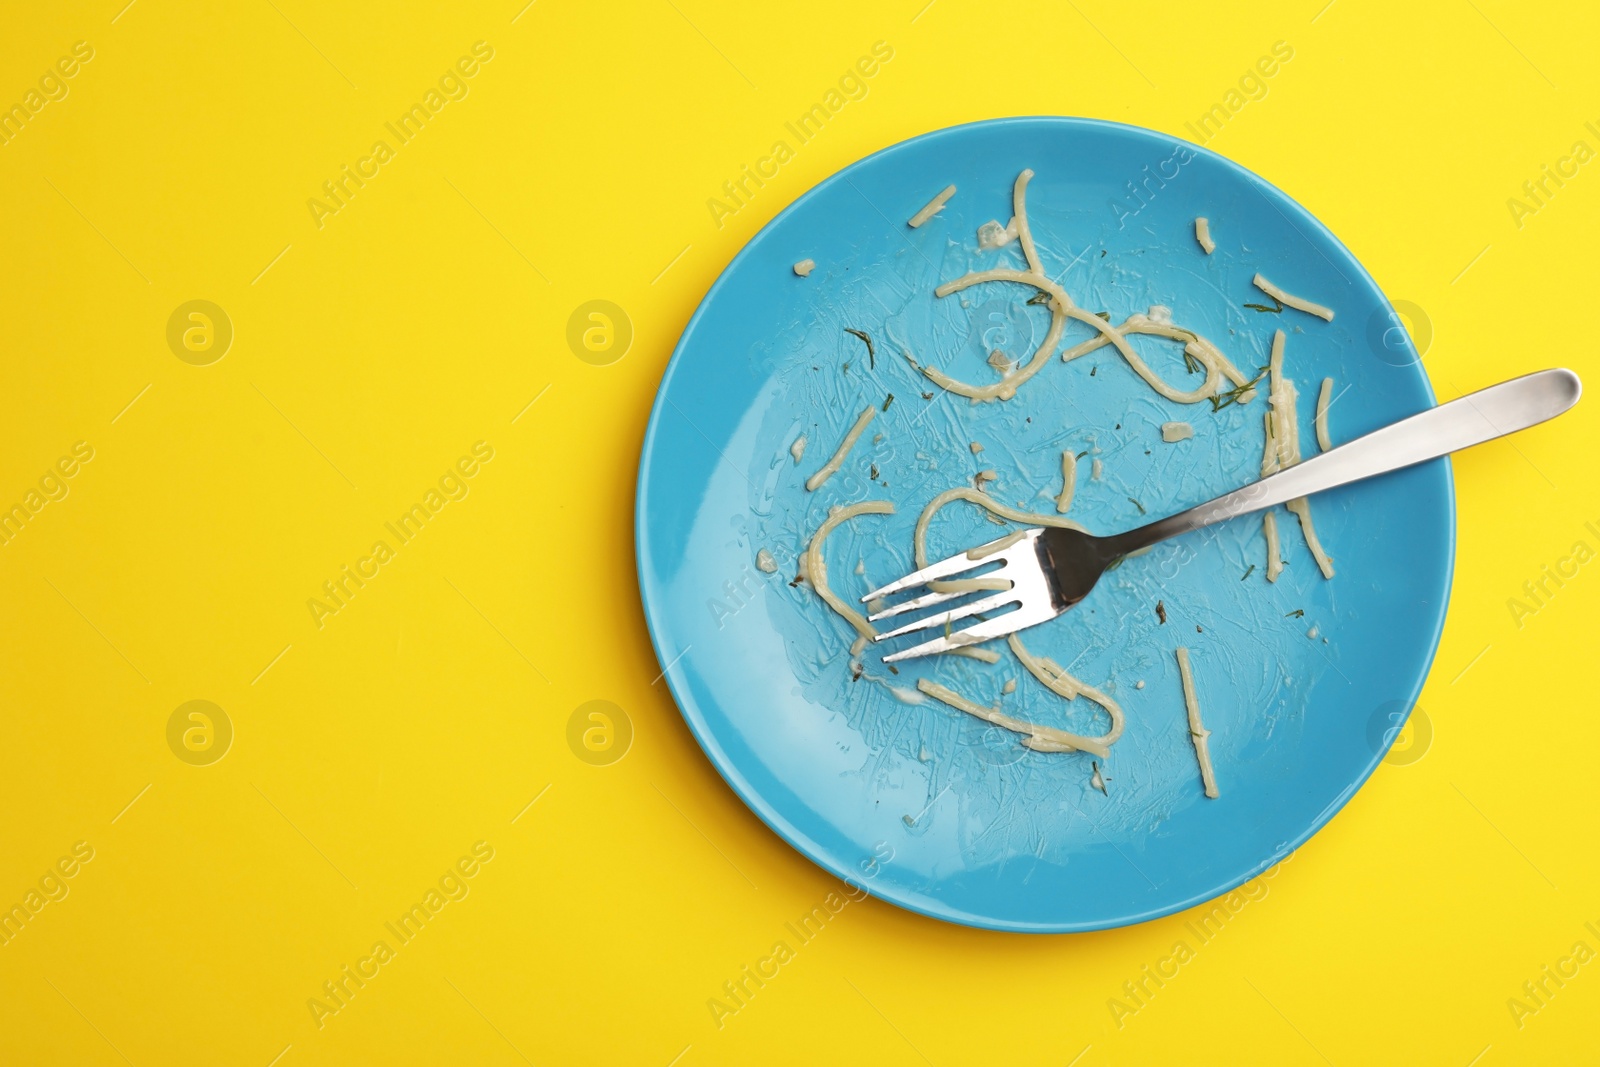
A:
1059,309,1224,402
1253,273,1334,322
933,266,1065,301
1072,312,1220,404
915,296,1066,403
1194,217,1215,254
805,406,875,491
1261,331,1333,579
1260,335,1288,582
908,173,1064,403
1176,647,1219,798
1061,313,1191,361
793,259,815,277
927,578,1011,593
1315,377,1333,452
916,679,1110,759
1008,634,1124,746
804,501,894,650
1012,169,1044,275
1263,509,1283,583
908,184,956,228
1062,313,1246,390
1056,451,1077,513
913,486,1084,568
864,676,924,704
923,171,1241,404
1287,497,1335,579
1186,332,1251,387
1281,454,1335,577
967,530,1025,561
938,270,1224,404
944,646,1001,664
1262,330,1291,474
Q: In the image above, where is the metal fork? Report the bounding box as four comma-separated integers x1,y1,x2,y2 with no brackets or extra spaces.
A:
862,368,1582,663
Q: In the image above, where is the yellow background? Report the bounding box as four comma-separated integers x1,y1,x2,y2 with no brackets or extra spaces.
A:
1,0,1596,1063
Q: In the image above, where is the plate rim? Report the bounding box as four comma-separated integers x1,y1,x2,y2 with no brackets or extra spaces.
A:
634,115,1456,933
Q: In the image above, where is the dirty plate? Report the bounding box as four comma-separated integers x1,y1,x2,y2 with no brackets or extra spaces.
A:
635,117,1450,932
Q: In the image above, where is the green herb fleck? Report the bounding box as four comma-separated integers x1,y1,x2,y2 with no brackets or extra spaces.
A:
1209,364,1270,413
882,393,895,412
1240,564,1256,581
1244,295,1285,314
1095,311,1111,321
1284,608,1305,619
1156,600,1167,624
1027,291,1052,305
1127,496,1146,515
844,327,875,369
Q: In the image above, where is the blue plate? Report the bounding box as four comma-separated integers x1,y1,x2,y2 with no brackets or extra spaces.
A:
636,117,1451,933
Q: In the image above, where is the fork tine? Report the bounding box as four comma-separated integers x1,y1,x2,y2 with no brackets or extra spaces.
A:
872,589,1021,642
866,585,980,623
864,531,1024,604
881,603,1059,663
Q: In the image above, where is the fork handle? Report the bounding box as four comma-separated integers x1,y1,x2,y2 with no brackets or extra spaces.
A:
1107,368,1582,556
